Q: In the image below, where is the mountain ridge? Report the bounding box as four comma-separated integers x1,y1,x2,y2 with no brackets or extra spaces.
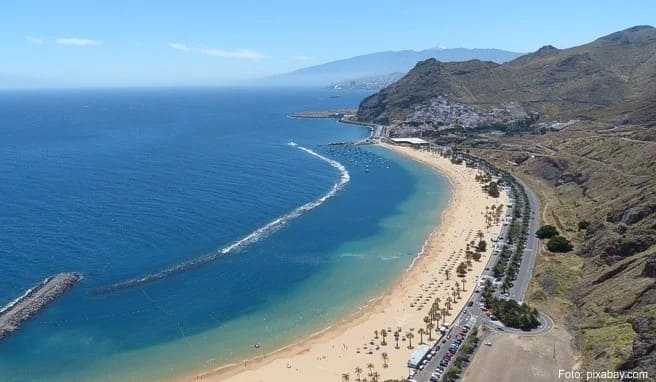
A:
263,47,522,86
357,25,656,128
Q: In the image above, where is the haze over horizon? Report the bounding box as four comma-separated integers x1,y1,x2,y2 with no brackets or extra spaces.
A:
2,0,655,88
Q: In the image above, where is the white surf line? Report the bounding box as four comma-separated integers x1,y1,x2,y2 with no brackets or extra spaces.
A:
0,279,45,315
95,143,350,294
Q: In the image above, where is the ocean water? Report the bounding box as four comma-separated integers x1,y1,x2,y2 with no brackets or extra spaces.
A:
0,88,449,381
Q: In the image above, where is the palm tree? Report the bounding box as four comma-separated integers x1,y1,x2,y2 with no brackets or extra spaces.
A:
374,330,379,339
342,373,350,382
381,352,389,368
406,332,414,349
394,331,400,349
418,328,425,344
354,367,362,381
381,329,387,345
427,322,434,341
366,363,374,377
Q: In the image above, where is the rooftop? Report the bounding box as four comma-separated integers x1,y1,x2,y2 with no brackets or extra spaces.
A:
390,137,429,145
408,344,431,367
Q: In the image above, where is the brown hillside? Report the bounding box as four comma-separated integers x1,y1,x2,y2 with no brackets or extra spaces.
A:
357,25,656,127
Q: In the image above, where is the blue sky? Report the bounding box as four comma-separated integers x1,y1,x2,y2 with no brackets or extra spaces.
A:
2,0,654,87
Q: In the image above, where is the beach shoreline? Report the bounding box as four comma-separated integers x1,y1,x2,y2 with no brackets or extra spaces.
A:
181,143,507,382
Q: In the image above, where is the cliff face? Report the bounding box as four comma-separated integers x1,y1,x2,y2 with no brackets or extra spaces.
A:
357,25,656,129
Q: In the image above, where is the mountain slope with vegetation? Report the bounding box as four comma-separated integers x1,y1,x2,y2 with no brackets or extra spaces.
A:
357,25,656,376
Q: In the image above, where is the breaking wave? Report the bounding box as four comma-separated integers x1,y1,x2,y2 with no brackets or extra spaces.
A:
95,143,350,294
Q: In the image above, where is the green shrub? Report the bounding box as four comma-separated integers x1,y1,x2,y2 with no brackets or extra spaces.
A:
535,225,559,239
547,235,573,252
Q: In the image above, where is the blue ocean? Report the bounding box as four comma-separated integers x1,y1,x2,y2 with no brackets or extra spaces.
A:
0,88,449,381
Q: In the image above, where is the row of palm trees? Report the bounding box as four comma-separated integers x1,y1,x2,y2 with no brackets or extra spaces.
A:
372,327,417,350
484,204,504,228
341,362,382,381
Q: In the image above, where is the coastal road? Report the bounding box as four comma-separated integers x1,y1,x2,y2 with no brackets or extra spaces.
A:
507,177,540,302
410,173,541,382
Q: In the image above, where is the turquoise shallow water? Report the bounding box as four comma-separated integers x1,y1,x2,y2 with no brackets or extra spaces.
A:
0,88,448,381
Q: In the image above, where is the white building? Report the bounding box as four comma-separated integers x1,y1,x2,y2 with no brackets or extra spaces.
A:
390,137,430,148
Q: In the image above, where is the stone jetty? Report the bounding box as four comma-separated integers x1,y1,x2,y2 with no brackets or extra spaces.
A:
0,272,81,341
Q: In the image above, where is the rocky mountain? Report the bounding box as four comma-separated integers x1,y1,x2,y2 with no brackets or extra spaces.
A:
357,25,656,130
357,25,656,376
264,47,521,86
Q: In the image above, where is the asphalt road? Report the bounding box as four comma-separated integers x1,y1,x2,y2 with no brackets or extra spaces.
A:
410,174,541,382
508,177,540,302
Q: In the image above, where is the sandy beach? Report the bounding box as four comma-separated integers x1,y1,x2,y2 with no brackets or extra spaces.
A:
185,143,508,382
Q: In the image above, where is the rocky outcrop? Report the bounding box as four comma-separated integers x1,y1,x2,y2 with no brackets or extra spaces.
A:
580,226,656,262
524,157,569,186
644,255,656,278
618,316,656,377
608,205,656,226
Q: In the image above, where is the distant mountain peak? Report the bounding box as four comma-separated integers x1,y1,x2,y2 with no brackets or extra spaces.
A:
535,45,559,54
262,47,522,86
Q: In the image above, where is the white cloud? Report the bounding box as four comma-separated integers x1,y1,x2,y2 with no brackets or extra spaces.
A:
26,36,45,45
56,38,102,46
168,42,265,60
199,48,266,60
292,55,314,61
168,42,190,51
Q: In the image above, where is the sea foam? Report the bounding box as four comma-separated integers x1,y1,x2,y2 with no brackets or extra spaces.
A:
95,144,350,293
